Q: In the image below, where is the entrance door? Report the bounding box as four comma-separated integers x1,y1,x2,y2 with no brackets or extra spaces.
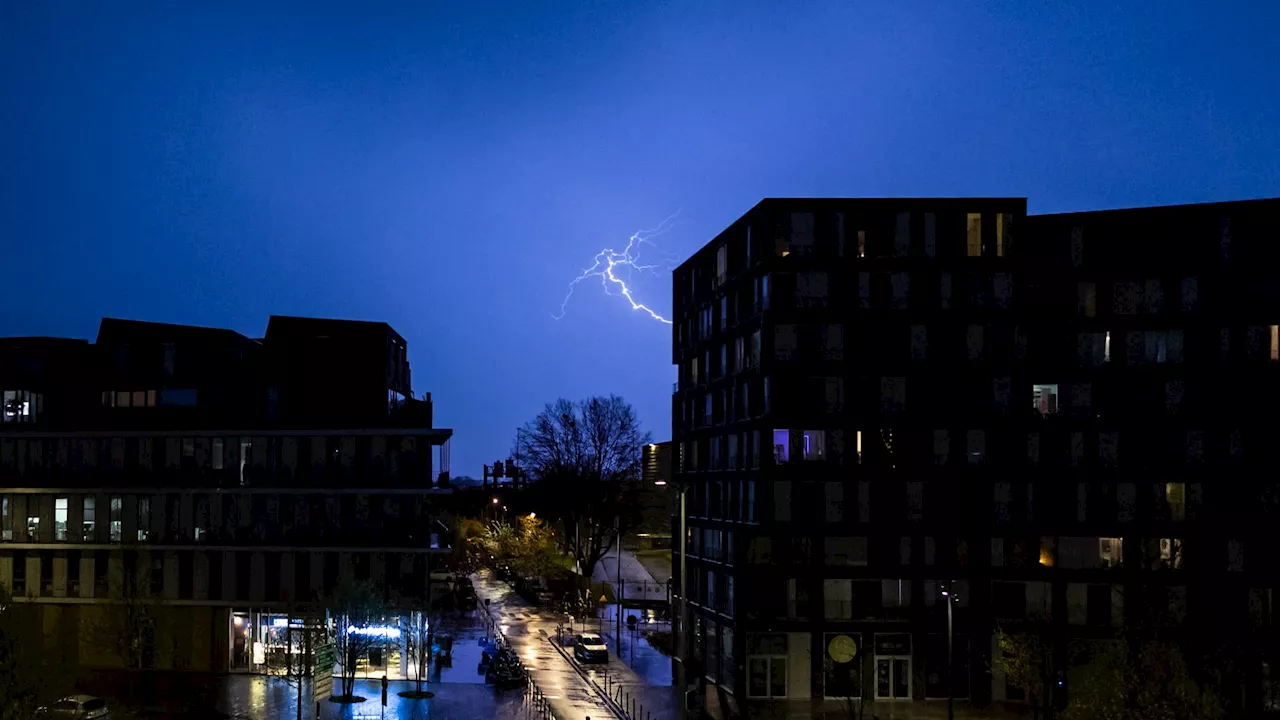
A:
747,656,788,698
875,656,910,700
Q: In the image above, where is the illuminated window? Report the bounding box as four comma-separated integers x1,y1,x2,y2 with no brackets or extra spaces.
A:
109,496,122,543
212,439,224,470
136,496,151,542
772,430,791,464
966,213,982,256
857,230,866,258
803,430,825,461
54,498,67,541
82,497,95,541
1159,538,1183,569
1271,325,1278,361
0,495,10,540
1099,538,1123,568
996,213,1007,257
855,430,862,464
1032,384,1059,415
26,513,39,541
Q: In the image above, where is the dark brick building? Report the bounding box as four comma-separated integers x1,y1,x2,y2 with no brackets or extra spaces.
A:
670,197,1280,716
0,316,452,677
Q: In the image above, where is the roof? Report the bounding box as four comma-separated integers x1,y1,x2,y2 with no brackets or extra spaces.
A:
96,318,256,345
264,315,403,344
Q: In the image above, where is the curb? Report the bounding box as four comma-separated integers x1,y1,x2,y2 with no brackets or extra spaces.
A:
545,636,629,720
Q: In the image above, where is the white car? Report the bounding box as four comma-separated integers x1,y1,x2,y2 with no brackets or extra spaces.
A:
39,695,109,720
574,633,609,663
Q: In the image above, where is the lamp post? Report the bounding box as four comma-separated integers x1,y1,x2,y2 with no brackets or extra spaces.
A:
942,582,959,720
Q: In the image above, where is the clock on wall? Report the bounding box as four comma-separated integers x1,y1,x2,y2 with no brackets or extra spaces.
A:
828,634,858,664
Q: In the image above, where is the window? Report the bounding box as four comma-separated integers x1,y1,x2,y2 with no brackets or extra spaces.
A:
996,213,1008,257
716,245,728,285
880,377,906,413
966,325,984,360
1272,325,1279,361
855,431,863,464
109,496,122,542
857,230,866,258
1113,282,1139,314
924,212,936,257
1077,282,1096,317
1181,278,1198,311
1228,540,1245,572
774,325,798,361
994,273,1012,308
890,272,910,309
940,273,952,309
789,212,815,256
824,579,853,620
966,213,982,256
82,497,96,541
54,497,68,541
894,212,910,256
882,579,912,608
1032,384,1058,415
803,430,825,461
825,537,868,566
823,325,843,359
933,431,949,465
1,390,42,423
137,496,151,542
0,495,9,540
24,511,39,541
910,325,928,359
212,438,224,470
773,481,792,522
182,438,195,457
772,430,791,463
1077,332,1106,367
967,431,985,466
734,337,745,372
824,379,843,412
858,272,871,308
796,272,829,307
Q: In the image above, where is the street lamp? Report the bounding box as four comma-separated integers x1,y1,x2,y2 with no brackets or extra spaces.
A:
942,583,960,720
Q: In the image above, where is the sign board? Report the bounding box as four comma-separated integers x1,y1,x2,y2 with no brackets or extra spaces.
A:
252,642,265,666
313,669,334,702
313,641,337,700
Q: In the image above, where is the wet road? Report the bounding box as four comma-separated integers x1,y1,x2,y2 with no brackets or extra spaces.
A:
473,570,623,719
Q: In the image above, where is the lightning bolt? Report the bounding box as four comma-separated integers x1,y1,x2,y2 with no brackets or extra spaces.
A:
554,214,680,325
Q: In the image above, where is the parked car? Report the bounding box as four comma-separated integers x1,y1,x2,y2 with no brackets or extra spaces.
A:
37,695,109,720
573,633,609,663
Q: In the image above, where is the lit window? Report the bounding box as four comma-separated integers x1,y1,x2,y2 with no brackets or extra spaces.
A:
213,439,224,470
0,495,10,540
772,430,791,464
26,514,39,541
117,391,131,408
1032,384,1059,415
82,497,95,541
1159,538,1183,569
996,213,1007,257
109,496,122,543
966,213,982,256
137,496,150,542
1099,538,1123,568
132,390,146,408
803,430,825,461
855,431,862,464
54,497,68,541
857,230,866,258
1271,325,1278,361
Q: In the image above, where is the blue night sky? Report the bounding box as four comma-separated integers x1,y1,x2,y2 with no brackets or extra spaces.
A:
2,2,1278,477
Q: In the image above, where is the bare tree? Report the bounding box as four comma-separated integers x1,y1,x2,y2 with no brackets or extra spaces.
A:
515,395,649,582
84,548,162,701
326,578,386,701
0,582,65,720
266,607,317,720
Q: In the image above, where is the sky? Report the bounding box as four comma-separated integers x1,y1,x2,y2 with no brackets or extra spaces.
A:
2,1,1278,477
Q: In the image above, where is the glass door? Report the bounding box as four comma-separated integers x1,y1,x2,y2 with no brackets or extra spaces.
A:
875,656,911,700
747,656,788,698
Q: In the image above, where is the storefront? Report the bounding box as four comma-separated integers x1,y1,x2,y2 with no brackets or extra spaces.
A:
228,609,417,680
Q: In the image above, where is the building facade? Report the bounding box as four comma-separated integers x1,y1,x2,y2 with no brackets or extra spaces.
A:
670,197,1280,716
0,316,452,678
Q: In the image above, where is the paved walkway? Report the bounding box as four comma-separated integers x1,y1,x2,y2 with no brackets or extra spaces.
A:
472,569,623,719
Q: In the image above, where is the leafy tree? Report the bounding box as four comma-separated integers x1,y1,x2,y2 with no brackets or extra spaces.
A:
326,578,386,701
515,395,649,582
995,617,1058,720
1063,640,1222,720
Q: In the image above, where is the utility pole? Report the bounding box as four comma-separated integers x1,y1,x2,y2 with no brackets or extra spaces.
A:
615,515,622,652
943,581,957,720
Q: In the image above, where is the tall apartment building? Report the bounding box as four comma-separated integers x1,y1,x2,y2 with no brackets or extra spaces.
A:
0,316,452,677
670,197,1280,716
